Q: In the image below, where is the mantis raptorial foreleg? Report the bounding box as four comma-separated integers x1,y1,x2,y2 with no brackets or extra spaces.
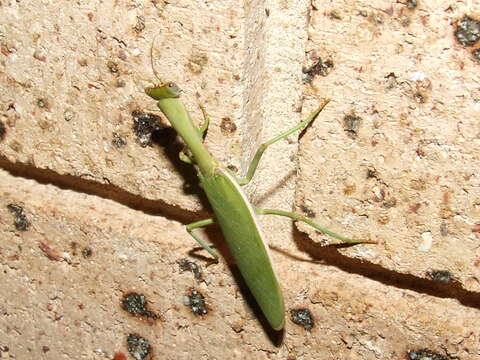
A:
186,218,218,258
198,104,210,138
255,208,377,244
236,99,330,186
179,104,210,164
179,150,194,164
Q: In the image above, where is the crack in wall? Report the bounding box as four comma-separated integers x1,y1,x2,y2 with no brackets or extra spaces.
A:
1,154,478,313
292,231,480,309
0,156,209,225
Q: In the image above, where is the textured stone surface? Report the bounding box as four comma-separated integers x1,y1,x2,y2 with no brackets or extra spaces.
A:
1,0,479,359
0,0,245,214
1,169,479,359
296,0,480,292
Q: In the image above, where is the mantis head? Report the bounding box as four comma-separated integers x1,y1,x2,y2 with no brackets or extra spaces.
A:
145,82,182,100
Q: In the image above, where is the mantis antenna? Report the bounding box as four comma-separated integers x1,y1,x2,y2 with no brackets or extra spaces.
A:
150,29,165,84
131,30,165,91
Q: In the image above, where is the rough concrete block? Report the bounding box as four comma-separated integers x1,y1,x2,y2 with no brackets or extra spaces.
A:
1,0,479,358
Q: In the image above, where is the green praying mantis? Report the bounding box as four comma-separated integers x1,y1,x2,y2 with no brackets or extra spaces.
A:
145,76,374,331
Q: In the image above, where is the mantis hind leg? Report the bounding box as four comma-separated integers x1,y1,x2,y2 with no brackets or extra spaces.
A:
237,99,330,186
255,207,377,244
186,218,219,259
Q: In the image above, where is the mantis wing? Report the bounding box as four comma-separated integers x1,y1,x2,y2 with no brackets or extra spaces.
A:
200,168,285,330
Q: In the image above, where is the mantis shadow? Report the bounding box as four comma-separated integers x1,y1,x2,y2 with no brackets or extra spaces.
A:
252,170,295,206
187,228,285,344
228,264,285,344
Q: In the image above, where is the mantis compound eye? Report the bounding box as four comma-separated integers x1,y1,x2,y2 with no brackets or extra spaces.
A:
167,82,181,94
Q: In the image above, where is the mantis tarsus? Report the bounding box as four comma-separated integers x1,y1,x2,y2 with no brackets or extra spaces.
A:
145,82,374,330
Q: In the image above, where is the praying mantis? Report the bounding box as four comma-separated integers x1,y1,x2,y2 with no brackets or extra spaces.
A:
145,80,373,331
